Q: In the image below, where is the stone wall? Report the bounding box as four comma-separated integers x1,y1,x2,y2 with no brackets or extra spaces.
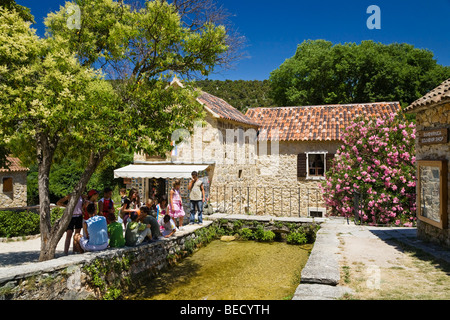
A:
210,140,340,217
0,171,27,208
0,216,322,300
415,102,450,249
0,222,217,300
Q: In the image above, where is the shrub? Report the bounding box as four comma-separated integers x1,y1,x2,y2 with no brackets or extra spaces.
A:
286,232,307,245
0,211,40,238
254,226,275,242
321,113,417,226
238,228,253,240
0,207,65,238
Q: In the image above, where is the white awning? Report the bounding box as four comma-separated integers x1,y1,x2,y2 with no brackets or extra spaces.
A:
114,164,211,179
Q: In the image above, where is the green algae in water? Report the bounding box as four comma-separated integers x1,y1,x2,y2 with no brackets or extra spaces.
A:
128,240,311,300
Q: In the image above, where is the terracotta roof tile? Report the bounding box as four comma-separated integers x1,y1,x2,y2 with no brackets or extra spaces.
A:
197,92,260,127
0,156,28,173
245,102,401,141
405,78,450,112
169,77,258,127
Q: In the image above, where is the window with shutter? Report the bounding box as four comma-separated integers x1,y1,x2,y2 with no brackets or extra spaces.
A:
297,153,307,177
326,153,335,173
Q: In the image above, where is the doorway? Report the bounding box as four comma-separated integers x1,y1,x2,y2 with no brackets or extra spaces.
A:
148,178,167,201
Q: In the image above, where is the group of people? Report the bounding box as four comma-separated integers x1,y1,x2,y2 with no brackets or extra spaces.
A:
58,171,206,255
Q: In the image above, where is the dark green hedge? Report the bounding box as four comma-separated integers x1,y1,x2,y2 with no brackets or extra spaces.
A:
0,207,64,238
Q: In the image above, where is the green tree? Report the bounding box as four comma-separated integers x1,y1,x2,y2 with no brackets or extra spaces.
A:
26,152,134,206
0,0,34,22
269,40,450,107
0,7,121,260
195,79,275,112
0,0,230,261
0,1,33,167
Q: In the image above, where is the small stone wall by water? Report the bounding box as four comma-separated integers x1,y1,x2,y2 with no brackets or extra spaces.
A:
0,215,324,300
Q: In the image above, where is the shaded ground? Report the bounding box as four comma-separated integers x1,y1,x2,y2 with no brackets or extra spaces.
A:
0,235,65,269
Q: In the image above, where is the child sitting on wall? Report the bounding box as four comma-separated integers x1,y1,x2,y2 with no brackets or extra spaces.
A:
138,206,161,241
125,211,151,246
73,203,109,253
160,214,177,238
107,212,125,248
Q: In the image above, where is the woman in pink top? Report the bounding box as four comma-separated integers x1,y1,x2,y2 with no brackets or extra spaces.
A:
169,180,185,230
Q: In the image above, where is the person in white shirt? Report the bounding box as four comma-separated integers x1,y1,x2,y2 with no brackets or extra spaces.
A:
161,214,177,238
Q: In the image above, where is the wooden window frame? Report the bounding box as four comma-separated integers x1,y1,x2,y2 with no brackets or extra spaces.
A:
306,152,327,180
417,160,448,229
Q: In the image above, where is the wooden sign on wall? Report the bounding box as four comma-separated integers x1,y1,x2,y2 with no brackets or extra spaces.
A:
418,128,448,146
417,160,448,229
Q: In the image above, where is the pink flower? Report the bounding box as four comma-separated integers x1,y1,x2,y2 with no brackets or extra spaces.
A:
403,222,413,227
407,181,416,187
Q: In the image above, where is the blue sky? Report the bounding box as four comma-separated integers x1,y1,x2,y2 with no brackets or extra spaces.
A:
18,0,450,81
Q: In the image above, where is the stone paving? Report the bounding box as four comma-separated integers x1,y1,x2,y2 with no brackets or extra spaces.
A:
292,217,450,300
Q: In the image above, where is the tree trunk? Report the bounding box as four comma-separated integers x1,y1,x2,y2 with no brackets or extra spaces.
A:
38,146,109,261
37,134,56,261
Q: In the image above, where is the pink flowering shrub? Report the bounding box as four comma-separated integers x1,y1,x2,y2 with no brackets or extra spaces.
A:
321,113,417,226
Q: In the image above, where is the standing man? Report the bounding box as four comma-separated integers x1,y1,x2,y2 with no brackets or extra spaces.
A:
188,171,205,225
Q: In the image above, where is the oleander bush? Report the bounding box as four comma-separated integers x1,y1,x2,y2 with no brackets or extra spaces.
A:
321,112,417,226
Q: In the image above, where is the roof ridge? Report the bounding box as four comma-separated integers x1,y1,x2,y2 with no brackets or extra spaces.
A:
197,91,259,126
249,101,400,110
406,78,450,111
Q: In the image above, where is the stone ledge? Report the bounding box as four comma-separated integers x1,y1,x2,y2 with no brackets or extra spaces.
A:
205,213,327,224
292,283,353,300
299,222,340,286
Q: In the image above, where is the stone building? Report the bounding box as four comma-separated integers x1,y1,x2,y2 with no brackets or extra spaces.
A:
0,156,28,208
114,78,260,214
115,77,401,217
405,78,450,249
244,103,401,216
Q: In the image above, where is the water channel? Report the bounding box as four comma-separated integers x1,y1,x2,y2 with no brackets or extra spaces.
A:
127,239,312,300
